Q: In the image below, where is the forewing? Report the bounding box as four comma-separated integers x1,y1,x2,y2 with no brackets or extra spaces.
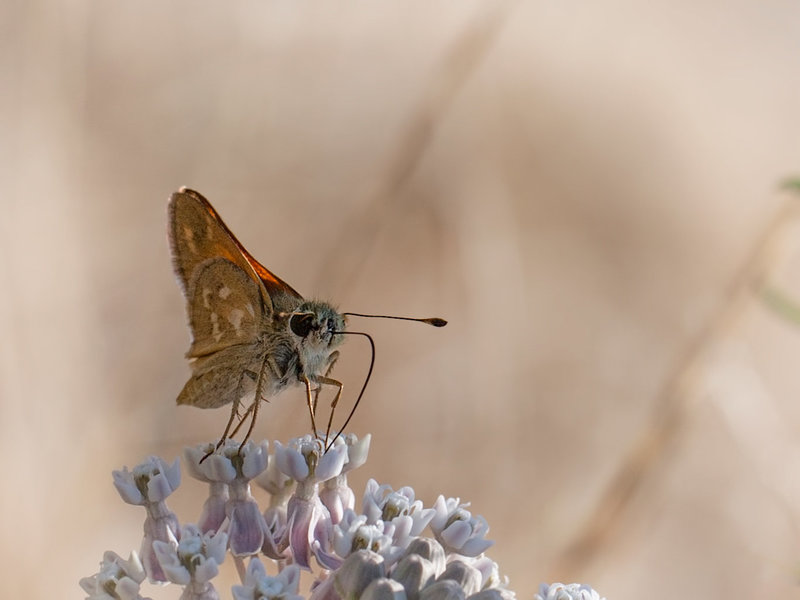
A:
177,343,264,408
168,188,304,315
238,244,305,313
186,257,263,358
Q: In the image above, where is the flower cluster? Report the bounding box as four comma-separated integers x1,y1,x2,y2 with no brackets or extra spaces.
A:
81,433,605,600
534,583,606,600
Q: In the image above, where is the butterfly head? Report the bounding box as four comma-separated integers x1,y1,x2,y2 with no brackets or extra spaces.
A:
287,301,346,358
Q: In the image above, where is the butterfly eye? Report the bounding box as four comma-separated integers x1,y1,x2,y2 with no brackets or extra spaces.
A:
290,313,314,337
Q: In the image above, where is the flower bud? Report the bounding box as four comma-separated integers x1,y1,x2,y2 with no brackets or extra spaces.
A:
360,578,408,600
334,550,385,600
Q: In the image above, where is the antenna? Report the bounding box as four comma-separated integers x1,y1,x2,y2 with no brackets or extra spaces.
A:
324,312,447,450
343,312,447,327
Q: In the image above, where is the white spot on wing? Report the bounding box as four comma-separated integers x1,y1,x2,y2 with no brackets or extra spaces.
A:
228,308,245,335
202,288,212,309
219,286,231,299
210,313,222,341
245,303,255,317
182,225,198,254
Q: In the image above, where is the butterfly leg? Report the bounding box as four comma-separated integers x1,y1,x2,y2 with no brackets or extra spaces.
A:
201,365,269,462
199,397,242,463
312,376,343,449
303,375,320,436
312,351,339,413
228,363,275,439
227,401,257,438
310,352,340,444
236,361,272,450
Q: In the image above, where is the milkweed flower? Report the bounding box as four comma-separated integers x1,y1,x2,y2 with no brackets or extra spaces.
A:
83,432,605,600
274,435,348,492
534,583,606,600
152,524,227,600
274,435,348,568
330,509,397,567
256,455,295,555
79,551,149,600
429,497,492,557
113,456,181,583
186,440,273,557
362,479,435,550
320,433,371,524
232,559,303,600
184,443,230,534
460,556,506,593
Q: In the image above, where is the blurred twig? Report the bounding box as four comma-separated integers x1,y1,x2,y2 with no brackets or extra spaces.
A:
752,177,800,326
758,285,800,328
317,2,517,296
782,177,800,193
550,191,800,578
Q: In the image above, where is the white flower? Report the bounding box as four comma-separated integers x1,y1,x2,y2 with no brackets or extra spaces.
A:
467,590,516,600
113,457,181,505
88,435,520,600
332,433,371,474
257,455,296,554
256,451,295,498
429,497,492,557
79,551,148,600
152,524,227,586
286,494,331,569
186,440,273,556
113,457,181,583
232,559,303,600
198,481,230,535
276,435,347,569
458,557,507,592
534,583,605,600
274,436,347,489
319,433,371,524
185,440,269,483
319,479,355,526
333,509,396,562
362,480,434,548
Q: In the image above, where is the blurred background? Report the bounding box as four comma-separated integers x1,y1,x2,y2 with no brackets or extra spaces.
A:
3,1,800,599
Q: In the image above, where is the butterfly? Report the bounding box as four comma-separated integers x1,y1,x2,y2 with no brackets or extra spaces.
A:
168,188,445,455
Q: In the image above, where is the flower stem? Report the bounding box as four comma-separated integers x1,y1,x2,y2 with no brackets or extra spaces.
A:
233,555,247,583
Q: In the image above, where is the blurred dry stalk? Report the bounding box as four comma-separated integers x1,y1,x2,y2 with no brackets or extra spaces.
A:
320,1,517,296
551,190,800,577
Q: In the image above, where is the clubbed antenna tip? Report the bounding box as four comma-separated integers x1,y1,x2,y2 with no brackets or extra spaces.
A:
423,317,447,327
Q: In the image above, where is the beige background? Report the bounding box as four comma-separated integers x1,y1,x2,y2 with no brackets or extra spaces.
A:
3,2,800,599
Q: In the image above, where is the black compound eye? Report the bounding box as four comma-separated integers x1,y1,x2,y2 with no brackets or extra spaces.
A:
290,313,314,337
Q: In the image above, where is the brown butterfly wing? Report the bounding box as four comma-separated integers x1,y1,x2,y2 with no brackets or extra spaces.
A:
176,341,265,408
168,188,303,317
168,188,305,409
184,257,263,358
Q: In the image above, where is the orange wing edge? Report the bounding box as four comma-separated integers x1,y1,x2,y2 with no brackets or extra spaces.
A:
177,187,305,301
